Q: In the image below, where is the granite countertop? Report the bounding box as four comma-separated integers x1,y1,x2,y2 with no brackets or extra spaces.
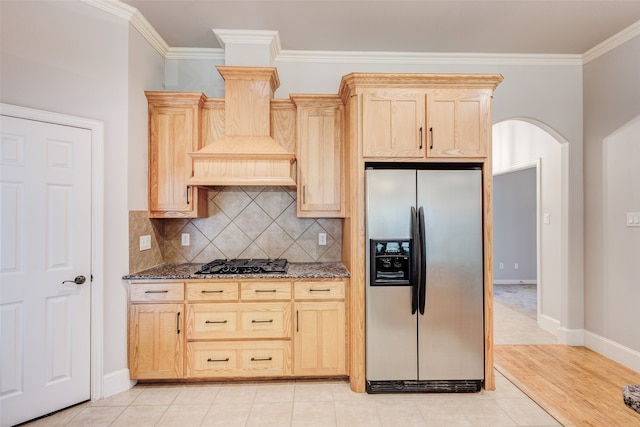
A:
123,262,350,281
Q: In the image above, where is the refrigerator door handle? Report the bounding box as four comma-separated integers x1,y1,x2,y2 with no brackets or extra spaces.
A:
418,206,427,315
411,207,419,314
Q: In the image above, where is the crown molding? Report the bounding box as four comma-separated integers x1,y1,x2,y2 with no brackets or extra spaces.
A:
276,50,583,66
582,19,640,64
79,0,169,57
213,29,282,63
165,48,225,61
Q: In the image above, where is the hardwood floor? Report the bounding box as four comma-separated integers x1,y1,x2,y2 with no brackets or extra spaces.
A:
495,345,640,427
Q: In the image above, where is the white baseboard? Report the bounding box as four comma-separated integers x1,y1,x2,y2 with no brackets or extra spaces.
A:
557,326,585,346
102,369,137,398
584,331,640,373
493,280,537,285
538,314,560,338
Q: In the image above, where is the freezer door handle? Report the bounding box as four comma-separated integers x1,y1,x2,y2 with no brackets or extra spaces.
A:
410,207,419,314
418,206,427,315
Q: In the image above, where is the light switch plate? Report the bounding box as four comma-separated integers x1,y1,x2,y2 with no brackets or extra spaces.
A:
181,233,190,246
139,235,151,251
627,212,640,227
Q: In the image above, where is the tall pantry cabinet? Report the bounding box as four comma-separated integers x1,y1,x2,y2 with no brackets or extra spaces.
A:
338,73,503,393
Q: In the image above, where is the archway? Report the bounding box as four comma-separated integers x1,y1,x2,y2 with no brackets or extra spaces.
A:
492,119,569,341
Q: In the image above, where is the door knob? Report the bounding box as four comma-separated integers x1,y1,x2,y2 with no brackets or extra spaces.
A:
62,275,86,285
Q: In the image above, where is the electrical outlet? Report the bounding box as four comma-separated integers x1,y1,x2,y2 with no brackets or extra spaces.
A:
318,232,327,246
181,233,190,246
514,263,519,269
139,235,151,251
499,262,504,270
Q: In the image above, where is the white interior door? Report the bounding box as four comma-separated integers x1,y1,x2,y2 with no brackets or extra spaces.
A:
1,115,92,427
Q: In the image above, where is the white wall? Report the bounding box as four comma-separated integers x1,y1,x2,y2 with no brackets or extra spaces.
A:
583,34,640,364
128,27,165,210
0,0,164,394
493,121,563,324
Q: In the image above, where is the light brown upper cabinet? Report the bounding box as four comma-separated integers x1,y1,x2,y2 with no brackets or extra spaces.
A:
361,88,493,159
362,89,426,158
291,95,345,217
341,73,503,161
146,92,208,218
427,89,492,158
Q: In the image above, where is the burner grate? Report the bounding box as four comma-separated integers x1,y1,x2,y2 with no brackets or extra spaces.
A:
195,259,289,275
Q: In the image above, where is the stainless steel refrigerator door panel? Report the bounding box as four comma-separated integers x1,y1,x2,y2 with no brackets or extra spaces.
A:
365,169,416,239
365,169,418,381
366,286,417,380
416,169,484,380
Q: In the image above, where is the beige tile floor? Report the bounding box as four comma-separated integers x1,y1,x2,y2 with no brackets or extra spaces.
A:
22,301,560,427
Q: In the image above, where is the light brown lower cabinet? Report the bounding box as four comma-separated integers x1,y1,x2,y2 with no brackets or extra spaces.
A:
186,341,291,378
128,279,347,381
129,303,184,380
294,301,346,376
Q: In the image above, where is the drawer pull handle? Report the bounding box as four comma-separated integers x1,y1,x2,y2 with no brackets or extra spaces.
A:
251,357,273,362
201,290,224,293
207,358,229,362
255,289,276,293
310,289,331,292
205,320,228,324
251,319,273,323
144,290,169,294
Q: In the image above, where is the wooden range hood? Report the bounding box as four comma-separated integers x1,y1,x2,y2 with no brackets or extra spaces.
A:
188,66,296,187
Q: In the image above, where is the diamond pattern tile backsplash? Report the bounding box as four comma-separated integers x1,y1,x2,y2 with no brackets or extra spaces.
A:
129,187,342,272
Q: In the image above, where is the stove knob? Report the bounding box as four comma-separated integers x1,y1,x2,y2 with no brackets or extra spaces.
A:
252,267,261,273
229,267,237,273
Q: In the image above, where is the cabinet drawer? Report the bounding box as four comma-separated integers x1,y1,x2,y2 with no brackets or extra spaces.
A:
186,303,291,339
294,281,346,300
186,341,291,378
130,282,184,302
240,281,291,301
187,282,238,301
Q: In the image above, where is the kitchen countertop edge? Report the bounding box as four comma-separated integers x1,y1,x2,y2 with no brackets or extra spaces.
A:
123,262,350,281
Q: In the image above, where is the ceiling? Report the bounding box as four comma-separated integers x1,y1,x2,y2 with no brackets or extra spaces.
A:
120,0,640,55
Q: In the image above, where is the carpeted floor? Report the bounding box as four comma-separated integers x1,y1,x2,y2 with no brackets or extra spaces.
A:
493,283,537,319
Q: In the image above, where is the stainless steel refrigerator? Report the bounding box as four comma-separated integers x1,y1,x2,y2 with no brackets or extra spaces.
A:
365,164,484,393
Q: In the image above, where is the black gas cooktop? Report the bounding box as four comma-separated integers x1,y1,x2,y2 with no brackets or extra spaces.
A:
195,259,289,275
